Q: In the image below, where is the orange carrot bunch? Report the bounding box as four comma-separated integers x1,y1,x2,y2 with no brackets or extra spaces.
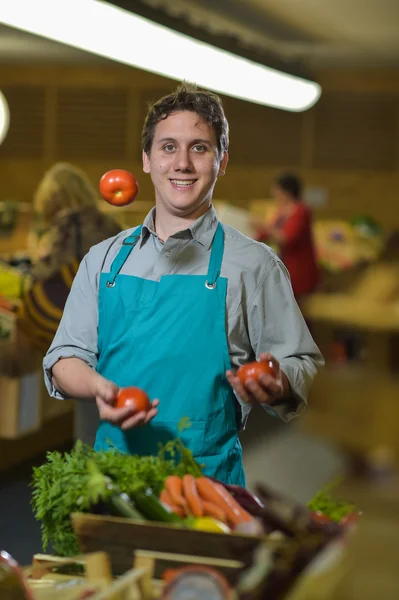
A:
159,475,254,528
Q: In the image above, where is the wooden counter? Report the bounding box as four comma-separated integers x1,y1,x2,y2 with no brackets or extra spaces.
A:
301,293,399,331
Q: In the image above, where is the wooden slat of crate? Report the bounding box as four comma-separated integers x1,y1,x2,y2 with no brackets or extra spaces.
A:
28,549,243,600
72,513,263,577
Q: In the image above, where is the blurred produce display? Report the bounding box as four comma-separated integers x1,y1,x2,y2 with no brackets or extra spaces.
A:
0,319,10,341
0,262,25,299
0,200,18,236
314,215,385,273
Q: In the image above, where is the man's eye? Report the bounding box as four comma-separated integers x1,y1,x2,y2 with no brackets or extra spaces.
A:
193,145,207,152
163,144,175,152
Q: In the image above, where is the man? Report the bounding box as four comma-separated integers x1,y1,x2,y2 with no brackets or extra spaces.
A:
43,83,323,486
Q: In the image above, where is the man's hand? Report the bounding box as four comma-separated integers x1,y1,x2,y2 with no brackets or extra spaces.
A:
226,353,290,405
94,376,159,430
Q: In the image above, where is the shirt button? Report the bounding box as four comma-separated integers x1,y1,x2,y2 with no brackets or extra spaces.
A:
165,251,171,258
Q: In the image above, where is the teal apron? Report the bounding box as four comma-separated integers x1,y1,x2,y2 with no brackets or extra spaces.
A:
94,222,245,486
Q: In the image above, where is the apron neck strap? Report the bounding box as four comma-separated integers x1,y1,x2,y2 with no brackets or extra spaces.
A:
206,222,224,287
107,223,224,287
108,226,142,285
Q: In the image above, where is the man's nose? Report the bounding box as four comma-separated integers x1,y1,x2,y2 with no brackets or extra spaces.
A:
173,148,193,171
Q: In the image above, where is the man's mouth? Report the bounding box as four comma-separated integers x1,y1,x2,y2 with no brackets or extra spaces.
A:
170,179,197,189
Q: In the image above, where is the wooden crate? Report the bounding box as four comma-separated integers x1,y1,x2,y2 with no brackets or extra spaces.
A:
71,513,261,578
70,514,350,600
26,535,348,600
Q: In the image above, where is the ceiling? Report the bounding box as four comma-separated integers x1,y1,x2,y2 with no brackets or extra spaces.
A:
0,0,398,70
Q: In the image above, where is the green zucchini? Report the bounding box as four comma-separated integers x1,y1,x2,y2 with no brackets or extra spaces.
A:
130,484,183,523
107,485,145,521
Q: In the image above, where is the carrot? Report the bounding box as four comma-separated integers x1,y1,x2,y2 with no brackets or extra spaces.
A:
165,476,187,510
196,478,253,527
160,489,186,518
160,489,173,505
202,501,227,523
168,503,186,518
182,475,204,518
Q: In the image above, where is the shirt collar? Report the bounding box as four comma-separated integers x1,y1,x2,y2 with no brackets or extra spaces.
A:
141,205,219,250
141,207,156,246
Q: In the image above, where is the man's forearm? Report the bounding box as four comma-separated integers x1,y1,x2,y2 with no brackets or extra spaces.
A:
52,357,101,400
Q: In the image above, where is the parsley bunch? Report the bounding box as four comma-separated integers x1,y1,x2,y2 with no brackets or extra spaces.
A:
307,479,356,522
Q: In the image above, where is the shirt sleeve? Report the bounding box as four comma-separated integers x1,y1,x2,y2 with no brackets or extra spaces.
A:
42,251,99,399
248,255,324,422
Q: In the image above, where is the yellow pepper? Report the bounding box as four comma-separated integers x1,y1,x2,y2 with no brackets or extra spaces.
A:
0,264,23,299
191,517,231,534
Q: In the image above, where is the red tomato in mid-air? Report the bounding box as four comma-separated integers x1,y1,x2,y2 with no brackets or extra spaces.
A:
115,387,151,413
237,361,277,386
99,169,139,206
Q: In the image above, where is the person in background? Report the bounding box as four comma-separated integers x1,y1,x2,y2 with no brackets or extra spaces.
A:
0,163,121,358
254,173,320,299
28,162,122,286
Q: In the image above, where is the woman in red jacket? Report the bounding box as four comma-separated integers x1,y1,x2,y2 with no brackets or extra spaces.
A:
255,173,320,299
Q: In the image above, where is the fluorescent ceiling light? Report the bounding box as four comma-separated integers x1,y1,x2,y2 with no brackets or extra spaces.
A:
0,91,10,145
0,0,321,112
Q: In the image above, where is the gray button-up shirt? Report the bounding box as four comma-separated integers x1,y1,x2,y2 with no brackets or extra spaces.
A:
43,206,323,427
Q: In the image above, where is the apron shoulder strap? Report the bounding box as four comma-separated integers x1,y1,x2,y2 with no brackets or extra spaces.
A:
206,222,224,288
107,226,142,286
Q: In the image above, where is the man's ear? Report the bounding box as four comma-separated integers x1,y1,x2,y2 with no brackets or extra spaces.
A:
142,150,150,174
218,151,229,176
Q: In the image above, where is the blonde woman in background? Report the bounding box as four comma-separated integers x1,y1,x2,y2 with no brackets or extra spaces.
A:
29,162,122,280
2,165,121,340
19,162,121,342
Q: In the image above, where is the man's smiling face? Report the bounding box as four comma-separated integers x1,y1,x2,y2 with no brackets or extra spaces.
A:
143,110,228,218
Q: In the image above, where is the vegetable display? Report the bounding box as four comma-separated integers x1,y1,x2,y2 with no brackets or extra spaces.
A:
32,423,358,563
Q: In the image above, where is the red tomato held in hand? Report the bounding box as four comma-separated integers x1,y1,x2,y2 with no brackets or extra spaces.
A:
237,361,277,386
115,387,151,413
99,169,139,206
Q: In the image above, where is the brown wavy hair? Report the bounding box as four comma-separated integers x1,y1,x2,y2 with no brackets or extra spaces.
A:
34,162,99,224
142,82,229,157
